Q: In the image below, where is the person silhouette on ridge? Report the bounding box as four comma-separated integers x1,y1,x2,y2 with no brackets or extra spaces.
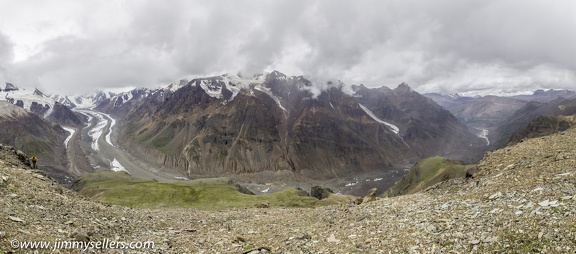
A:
30,156,38,169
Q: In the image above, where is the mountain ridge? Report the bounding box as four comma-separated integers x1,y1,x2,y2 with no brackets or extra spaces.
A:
116,73,418,181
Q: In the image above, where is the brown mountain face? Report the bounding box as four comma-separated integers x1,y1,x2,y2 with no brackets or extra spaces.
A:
352,84,486,163
118,72,417,181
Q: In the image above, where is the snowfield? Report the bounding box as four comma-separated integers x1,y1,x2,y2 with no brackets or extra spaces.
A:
358,103,400,134
110,158,127,172
62,126,76,148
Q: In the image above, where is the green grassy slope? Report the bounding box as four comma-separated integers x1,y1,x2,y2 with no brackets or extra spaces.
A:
384,156,475,197
73,170,355,210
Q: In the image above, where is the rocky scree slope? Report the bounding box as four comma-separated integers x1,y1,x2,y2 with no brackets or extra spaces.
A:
1,124,576,253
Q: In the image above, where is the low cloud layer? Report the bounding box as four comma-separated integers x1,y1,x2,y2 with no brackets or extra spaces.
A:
0,0,574,95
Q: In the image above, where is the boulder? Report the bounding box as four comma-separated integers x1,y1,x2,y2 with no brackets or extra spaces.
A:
15,150,27,162
310,186,333,200
353,197,363,205
466,167,477,179
362,188,378,203
255,202,270,208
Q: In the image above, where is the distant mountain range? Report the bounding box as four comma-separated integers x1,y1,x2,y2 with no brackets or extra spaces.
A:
2,77,574,183
425,89,576,148
82,71,485,181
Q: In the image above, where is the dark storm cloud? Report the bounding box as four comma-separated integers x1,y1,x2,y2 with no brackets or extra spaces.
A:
2,0,575,95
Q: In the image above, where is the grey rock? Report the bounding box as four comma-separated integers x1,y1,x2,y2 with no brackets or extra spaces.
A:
468,239,480,245
488,192,502,200
327,234,340,243
539,200,550,207
70,229,90,242
466,167,477,178
3,208,15,215
8,216,24,223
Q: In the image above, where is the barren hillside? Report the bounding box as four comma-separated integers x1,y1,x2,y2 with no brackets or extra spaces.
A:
1,124,575,252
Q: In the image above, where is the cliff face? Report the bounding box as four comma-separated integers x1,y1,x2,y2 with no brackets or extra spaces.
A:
118,73,419,181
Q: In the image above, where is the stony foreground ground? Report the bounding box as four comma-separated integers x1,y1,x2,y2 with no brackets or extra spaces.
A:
1,127,576,253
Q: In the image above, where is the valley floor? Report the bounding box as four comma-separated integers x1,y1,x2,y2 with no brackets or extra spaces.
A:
1,125,575,253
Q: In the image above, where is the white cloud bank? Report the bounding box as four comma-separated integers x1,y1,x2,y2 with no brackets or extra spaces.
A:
0,0,574,95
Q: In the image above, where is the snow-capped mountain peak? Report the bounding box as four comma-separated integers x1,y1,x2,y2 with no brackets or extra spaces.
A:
2,86,56,118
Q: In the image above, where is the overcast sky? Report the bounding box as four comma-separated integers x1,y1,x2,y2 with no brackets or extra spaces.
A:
0,0,574,95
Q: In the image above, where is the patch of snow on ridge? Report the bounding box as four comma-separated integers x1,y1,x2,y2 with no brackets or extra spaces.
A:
164,80,189,92
195,73,268,102
221,73,266,102
110,158,127,172
62,126,75,148
358,103,400,134
2,89,56,118
199,80,223,99
254,85,287,113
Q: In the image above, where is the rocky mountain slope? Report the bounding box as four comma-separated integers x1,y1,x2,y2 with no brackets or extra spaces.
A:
426,90,576,152
491,97,576,148
1,118,575,252
507,114,576,146
117,72,420,181
110,72,485,181
0,101,72,183
353,84,485,162
440,95,527,128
